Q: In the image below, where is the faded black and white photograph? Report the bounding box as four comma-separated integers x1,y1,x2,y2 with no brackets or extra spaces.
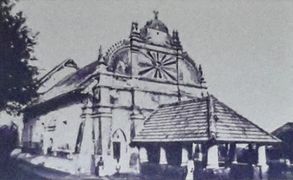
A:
0,0,293,179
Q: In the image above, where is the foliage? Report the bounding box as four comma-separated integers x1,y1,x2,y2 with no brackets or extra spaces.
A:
0,0,38,114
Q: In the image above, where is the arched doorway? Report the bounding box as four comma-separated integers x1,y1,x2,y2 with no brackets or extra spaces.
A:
112,129,127,162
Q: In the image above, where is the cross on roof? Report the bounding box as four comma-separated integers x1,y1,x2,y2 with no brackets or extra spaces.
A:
153,10,159,19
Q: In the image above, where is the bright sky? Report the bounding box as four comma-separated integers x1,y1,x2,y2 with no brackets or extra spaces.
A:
16,0,293,132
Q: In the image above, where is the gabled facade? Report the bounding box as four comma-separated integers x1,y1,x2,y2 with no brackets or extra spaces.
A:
21,13,207,175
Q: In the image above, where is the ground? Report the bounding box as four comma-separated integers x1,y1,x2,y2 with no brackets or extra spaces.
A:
2,164,293,180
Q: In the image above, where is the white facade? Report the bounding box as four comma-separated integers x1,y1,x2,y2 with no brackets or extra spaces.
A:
21,14,207,175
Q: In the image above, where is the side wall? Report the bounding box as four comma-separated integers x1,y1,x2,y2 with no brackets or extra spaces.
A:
23,102,84,155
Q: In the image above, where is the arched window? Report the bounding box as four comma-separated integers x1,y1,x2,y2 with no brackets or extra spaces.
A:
112,129,127,161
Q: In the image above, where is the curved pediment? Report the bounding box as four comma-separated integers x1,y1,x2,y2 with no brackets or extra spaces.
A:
104,43,204,87
107,47,131,76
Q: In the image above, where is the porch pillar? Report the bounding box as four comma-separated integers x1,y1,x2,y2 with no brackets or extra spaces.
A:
193,143,203,161
181,146,189,166
192,144,202,180
258,145,268,179
129,146,140,174
198,145,203,161
186,160,195,180
231,143,238,164
182,145,194,180
207,145,219,168
159,146,167,164
139,146,148,163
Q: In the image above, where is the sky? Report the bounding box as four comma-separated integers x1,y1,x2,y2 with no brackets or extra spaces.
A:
15,0,293,132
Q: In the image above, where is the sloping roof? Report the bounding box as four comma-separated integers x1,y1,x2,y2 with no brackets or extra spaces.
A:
272,122,293,137
36,60,100,103
133,95,280,144
135,97,210,142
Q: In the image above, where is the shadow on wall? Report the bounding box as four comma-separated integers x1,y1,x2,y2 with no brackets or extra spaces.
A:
0,124,18,168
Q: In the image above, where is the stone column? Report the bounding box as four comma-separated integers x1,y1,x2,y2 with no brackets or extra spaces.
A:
81,111,92,148
181,146,189,167
159,146,167,164
94,107,112,175
90,85,115,175
78,106,95,174
207,145,219,168
99,111,112,156
139,146,148,163
98,87,112,155
258,145,268,179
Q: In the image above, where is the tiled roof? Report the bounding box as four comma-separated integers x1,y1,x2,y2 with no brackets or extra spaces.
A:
133,95,280,144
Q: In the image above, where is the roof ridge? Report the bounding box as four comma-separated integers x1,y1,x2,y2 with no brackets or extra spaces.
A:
213,97,281,143
207,95,217,141
44,60,100,93
159,96,208,108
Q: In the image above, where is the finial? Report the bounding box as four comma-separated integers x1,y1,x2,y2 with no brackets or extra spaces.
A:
99,45,102,55
153,10,159,20
98,45,103,61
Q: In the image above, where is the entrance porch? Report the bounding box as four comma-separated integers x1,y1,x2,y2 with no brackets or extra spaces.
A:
135,141,274,180
132,95,281,180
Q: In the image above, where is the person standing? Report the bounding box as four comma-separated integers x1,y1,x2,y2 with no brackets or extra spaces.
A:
47,138,53,155
95,157,104,176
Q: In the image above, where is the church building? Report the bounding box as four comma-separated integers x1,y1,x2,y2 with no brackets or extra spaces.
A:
19,12,280,179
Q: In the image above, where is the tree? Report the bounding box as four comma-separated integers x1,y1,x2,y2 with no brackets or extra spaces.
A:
0,0,38,114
